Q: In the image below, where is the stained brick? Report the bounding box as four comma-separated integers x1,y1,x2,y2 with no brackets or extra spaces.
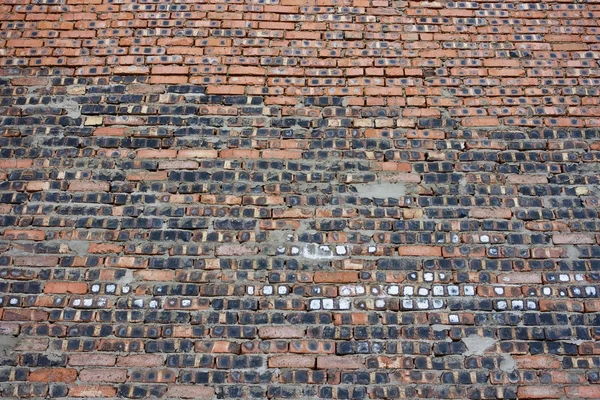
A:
166,385,215,399
78,369,127,383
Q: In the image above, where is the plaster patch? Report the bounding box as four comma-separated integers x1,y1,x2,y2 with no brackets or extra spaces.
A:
353,183,406,199
462,335,497,356
302,244,334,260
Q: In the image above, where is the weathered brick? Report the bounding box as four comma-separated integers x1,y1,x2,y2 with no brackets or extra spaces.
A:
0,2,598,398
117,355,163,367
398,246,442,257
517,386,563,399
316,356,364,370
78,369,127,383
313,272,358,283
268,355,316,368
258,326,305,339
68,354,116,367
166,386,215,399
68,386,117,398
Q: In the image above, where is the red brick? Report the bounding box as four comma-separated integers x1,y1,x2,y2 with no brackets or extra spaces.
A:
483,59,520,67
229,66,265,75
126,171,168,181
137,149,177,159
258,326,305,339
313,272,358,283
104,257,147,269
514,355,561,369
206,85,245,95
488,68,525,77
462,117,500,127
12,77,49,86
2,309,48,322
0,159,33,168
553,234,595,244
470,208,512,219
0,3,597,396
25,181,50,191
44,282,88,294
526,221,569,231
261,150,303,159
29,368,77,383
220,149,260,159
538,300,584,313
135,270,175,281
151,65,189,75
150,75,188,84
7,39,43,47
88,243,123,254
365,87,403,96
12,256,58,267
585,300,600,312
3,230,45,241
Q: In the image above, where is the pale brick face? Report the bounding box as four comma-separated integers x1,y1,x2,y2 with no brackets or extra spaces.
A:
0,0,600,399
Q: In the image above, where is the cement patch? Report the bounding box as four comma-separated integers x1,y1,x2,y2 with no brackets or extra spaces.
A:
353,183,406,199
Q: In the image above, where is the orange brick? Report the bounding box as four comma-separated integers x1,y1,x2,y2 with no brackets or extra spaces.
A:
470,207,512,219
44,282,88,294
261,150,303,159
206,85,245,95
137,149,177,158
462,117,500,127
398,246,442,257
220,149,260,159
29,368,77,383
313,272,358,283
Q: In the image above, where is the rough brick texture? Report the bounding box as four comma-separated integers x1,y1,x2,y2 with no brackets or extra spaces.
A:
1,0,600,399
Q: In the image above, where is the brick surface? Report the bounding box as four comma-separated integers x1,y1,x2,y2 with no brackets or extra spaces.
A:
0,0,600,399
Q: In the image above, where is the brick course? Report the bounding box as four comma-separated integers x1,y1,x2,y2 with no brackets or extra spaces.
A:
1,0,600,399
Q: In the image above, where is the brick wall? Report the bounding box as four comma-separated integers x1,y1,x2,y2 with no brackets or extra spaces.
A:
1,0,600,398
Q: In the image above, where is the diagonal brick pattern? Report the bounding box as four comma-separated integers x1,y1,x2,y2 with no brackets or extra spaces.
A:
1,0,600,399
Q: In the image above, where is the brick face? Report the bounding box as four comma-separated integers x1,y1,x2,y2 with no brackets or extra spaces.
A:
0,0,599,399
